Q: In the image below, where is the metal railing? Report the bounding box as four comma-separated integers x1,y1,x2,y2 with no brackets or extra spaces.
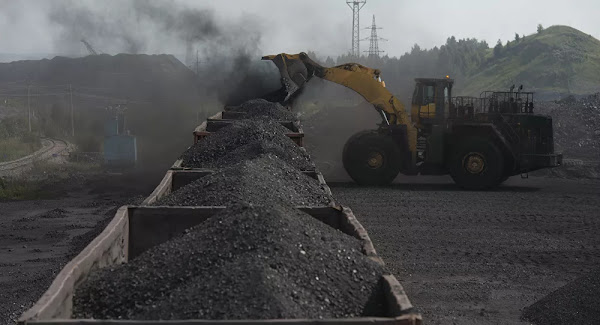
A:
480,91,535,114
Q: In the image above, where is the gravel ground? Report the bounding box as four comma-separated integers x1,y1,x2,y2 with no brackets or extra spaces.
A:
156,154,330,207
181,119,314,170
330,176,600,325
0,171,158,325
229,99,297,121
521,267,600,325
73,204,386,320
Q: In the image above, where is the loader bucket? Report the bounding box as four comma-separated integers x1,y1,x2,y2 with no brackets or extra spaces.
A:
262,53,311,102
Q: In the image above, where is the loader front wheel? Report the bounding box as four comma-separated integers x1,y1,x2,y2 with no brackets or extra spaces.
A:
343,130,402,186
449,137,505,190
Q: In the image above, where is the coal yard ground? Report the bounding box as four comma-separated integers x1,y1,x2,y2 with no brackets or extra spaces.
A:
330,175,600,325
0,171,161,325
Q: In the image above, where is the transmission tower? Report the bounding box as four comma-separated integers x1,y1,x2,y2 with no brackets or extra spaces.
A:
346,1,367,57
363,15,386,57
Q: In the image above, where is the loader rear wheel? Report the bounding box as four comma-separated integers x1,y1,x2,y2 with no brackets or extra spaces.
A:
343,130,402,185
450,137,505,190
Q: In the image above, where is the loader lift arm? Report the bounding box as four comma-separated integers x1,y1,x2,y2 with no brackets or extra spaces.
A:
262,52,412,127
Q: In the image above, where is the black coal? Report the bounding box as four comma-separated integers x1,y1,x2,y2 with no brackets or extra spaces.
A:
521,267,600,325
73,204,386,320
181,119,314,171
159,154,329,207
228,99,297,121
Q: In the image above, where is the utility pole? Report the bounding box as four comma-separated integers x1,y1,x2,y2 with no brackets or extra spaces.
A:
346,0,367,57
195,49,199,75
27,84,31,132
69,84,75,137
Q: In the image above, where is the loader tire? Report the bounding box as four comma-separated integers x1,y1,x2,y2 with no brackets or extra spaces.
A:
343,130,402,186
449,137,505,190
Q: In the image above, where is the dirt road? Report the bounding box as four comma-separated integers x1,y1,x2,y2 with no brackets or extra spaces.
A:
331,176,600,325
0,139,71,177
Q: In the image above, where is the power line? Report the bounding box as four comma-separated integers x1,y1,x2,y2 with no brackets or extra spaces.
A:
0,91,150,105
27,84,31,132
0,92,70,97
69,84,74,137
73,92,151,104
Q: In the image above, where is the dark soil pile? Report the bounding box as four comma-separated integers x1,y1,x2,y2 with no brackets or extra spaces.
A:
73,204,386,320
538,93,600,160
521,268,600,325
158,154,329,207
181,119,314,170
229,99,297,121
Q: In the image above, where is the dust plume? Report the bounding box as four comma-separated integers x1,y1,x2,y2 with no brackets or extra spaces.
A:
46,0,279,104
292,80,381,181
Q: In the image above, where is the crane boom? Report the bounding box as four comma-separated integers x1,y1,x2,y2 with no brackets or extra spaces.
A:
81,39,98,55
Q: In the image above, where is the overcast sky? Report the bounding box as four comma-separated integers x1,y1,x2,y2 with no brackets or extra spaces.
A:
1,0,599,61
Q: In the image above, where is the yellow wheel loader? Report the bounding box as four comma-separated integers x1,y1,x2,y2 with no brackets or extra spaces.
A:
263,52,563,189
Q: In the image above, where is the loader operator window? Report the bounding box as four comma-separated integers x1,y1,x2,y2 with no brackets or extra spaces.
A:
422,85,435,105
444,87,449,104
444,86,449,114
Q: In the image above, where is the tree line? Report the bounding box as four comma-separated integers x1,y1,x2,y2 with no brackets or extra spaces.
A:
310,25,546,101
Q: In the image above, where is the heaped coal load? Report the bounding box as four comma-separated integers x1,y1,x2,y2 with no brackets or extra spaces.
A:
158,154,329,207
538,93,600,160
180,119,314,170
228,99,297,121
521,267,600,325
73,204,386,320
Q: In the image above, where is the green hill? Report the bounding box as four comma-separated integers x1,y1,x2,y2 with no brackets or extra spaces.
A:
458,25,600,98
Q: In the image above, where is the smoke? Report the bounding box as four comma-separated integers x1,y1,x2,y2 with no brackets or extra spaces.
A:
293,80,381,181
48,0,230,56
44,0,279,104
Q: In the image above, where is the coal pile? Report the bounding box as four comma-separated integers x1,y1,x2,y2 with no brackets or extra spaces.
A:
180,119,314,170
538,93,600,160
73,204,386,320
228,99,297,121
157,154,329,207
521,267,600,324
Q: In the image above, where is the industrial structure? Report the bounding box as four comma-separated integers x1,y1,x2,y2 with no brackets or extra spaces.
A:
346,0,367,57
363,15,386,57
103,104,137,168
81,39,99,56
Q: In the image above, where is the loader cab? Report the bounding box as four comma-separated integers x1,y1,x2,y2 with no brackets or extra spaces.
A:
411,78,454,128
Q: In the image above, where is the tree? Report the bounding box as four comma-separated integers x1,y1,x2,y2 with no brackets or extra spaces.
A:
324,56,335,67
494,39,503,57
537,24,544,33
411,43,421,54
306,51,321,64
515,33,520,42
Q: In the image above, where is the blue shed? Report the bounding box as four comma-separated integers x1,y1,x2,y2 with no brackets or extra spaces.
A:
103,134,137,167
104,118,119,136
